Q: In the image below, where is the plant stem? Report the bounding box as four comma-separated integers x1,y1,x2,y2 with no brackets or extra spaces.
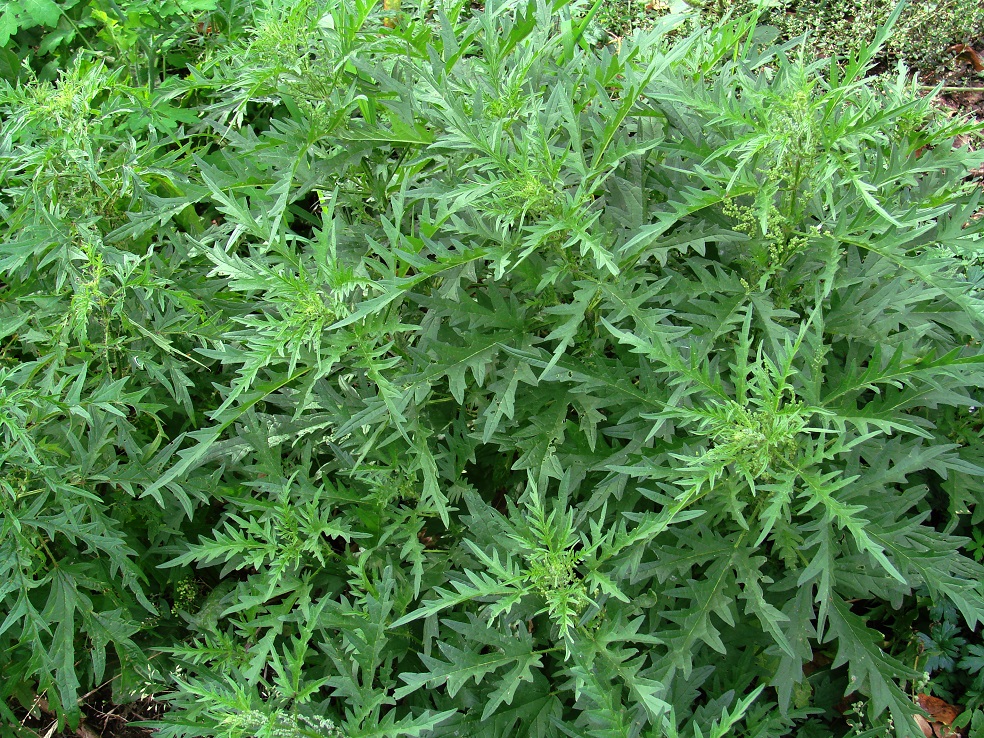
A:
920,85,984,93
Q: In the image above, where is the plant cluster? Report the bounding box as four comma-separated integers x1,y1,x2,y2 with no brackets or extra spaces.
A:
2,0,984,736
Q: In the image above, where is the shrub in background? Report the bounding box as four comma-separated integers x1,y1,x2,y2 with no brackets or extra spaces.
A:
0,0,231,84
702,0,984,78
3,0,984,736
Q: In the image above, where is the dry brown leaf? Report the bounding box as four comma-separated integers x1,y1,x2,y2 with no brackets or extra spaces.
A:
917,694,961,727
950,44,984,72
915,714,934,738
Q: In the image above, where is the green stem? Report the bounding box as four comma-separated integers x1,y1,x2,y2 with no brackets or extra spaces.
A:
63,14,96,52
920,84,984,93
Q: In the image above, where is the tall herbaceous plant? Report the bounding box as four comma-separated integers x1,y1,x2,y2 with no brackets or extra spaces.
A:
1,0,983,735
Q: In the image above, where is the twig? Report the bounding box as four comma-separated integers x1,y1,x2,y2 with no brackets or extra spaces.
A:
21,694,48,726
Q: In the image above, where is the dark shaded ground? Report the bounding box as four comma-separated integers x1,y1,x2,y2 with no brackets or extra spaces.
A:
15,688,162,738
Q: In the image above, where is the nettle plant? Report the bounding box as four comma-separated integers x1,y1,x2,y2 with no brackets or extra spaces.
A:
3,0,984,735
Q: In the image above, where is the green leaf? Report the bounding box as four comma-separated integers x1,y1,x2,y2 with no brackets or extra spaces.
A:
21,0,61,26
825,596,921,728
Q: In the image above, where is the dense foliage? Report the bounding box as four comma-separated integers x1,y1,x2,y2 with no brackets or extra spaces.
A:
2,0,984,736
